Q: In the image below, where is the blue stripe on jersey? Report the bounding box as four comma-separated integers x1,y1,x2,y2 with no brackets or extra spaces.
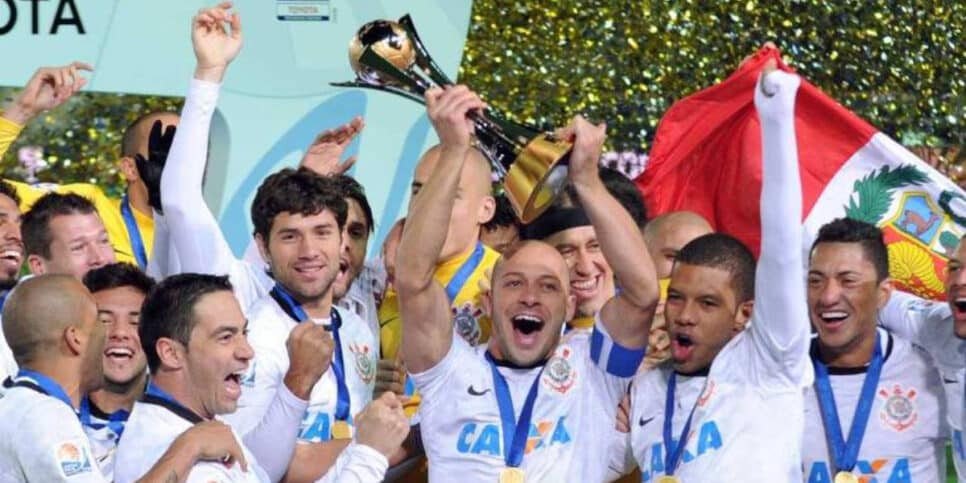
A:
590,325,645,377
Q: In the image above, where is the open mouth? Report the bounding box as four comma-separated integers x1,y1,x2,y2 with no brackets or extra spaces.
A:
671,333,695,361
510,314,545,348
818,310,849,331
952,298,966,316
104,347,134,362
570,275,600,299
223,369,245,399
0,249,22,267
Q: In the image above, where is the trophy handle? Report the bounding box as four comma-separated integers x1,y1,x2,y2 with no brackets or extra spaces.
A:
397,15,455,87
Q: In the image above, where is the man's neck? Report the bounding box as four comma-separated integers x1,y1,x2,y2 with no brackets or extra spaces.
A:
817,326,878,369
125,185,152,218
152,372,210,420
89,373,147,414
439,235,480,266
294,289,334,320
26,362,82,409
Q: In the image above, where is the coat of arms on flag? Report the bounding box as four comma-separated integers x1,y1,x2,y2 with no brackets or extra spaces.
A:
635,45,966,300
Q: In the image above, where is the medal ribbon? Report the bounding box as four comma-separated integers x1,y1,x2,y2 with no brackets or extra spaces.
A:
270,284,350,422
812,331,884,473
79,395,129,437
445,242,485,302
485,352,543,468
663,373,701,476
13,369,74,410
120,194,148,268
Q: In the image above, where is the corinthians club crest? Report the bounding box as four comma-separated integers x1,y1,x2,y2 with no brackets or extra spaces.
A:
349,343,376,384
452,302,483,346
543,346,577,394
878,383,918,432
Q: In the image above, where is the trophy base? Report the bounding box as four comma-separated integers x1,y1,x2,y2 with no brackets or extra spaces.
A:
504,134,573,224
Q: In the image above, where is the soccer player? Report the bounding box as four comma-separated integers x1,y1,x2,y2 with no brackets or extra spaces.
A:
22,193,115,280
876,239,966,480
115,273,403,483
804,218,948,482
79,263,155,479
398,83,658,481
0,275,251,482
0,180,23,387
480,194,521,254
629,65,812,480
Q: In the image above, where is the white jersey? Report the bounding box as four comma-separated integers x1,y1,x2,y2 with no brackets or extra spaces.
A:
879,291,966,480
225,295,376,442
411,321,641,483
0,313,18,398
803,329,948,482
80,396,129,481
630,70,813,483
0,375,105,482
114,388,268,483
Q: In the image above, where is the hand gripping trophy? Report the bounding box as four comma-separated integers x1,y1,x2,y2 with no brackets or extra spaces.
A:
332,15,573,223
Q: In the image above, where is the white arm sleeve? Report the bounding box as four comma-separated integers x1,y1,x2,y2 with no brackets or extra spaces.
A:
145,211,181,279
313,443,388,483
241,384,308,483
750,70,812,386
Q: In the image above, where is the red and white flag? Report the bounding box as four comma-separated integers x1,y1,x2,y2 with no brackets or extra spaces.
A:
636,46,966,300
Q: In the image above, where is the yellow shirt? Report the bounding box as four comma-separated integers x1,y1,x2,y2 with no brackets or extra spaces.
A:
379,242,499,416
1,115,154,266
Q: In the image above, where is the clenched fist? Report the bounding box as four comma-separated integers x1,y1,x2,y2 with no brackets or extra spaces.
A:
283,321,335,400
354,392,410,458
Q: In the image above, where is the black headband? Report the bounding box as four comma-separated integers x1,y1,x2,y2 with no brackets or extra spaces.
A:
521,206,591,240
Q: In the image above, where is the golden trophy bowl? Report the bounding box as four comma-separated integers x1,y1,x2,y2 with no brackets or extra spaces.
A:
332,15,572,223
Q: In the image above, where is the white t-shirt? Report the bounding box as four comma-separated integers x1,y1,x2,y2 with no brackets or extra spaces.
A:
80,396,128,481
225,297,376,442
0,313,18,398
114,389,268,483
630,69,813,483
411,321,641,483
878,291,966,480
803,329,948,482
0,375,105,482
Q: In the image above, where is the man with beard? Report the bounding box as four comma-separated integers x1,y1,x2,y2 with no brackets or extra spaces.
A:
0,181,23,388
803,218,947,482
80,263,156,479
628,64,812,481
397,82,658,481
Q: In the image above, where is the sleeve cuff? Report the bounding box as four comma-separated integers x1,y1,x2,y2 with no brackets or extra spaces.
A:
344,442,389,473
590,317,645,378
277,380,311,410
0,114,25,133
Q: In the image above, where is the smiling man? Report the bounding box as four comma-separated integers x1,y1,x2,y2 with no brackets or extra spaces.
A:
397,83,658,482
0,181,23,389
802,218,947,482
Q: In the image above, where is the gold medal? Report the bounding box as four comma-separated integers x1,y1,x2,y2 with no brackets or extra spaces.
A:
834,472,859,483
498,467,525,483
331,420,352,440
656,476,681,483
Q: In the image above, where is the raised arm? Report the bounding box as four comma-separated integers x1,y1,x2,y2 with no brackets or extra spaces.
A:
160,3,241,277
397,86,485,374
564,116,659,348
751,64,811,376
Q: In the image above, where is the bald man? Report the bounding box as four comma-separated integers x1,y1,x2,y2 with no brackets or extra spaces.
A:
0,275,247,482
642,211,713,280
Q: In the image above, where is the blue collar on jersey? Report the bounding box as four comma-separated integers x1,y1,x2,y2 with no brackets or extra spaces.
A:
445,241,485,302
269,284,350,422
80,395,130,438
142,382,205,424
484,351,544,469
120,194,148,268
811,331,885,473
13,369,75,410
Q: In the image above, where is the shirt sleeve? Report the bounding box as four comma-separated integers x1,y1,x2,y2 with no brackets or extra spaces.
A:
313,443,388,483
145,211,182,279
184,463,234,483
409,334,474,413
747,70,812,388
240,383,309,482
19,404,106,482
0,115,24,161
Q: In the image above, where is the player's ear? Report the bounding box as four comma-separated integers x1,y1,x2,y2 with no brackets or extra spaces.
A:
733,300,753,333
156,337,186,370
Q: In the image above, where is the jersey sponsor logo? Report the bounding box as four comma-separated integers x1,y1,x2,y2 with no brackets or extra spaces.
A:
877,384,918,432
349,342,375,384
640,420,723,481
456,416,572,457
806,458,911,483
638,416,655,427
452,302,482,346
467,385,491,396
298,410,353,442
55,441,93,477
542,346,576,394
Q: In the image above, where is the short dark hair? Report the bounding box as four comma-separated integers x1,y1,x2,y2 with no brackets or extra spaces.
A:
484,194,520,232
0,180,20,206
251,168,348,241
22,193,99,258
675,233,757,302
811,218,889,282
83,262,156,296
333,175,373,233
599,166,648,228
121,110,176,158
139,273,233,373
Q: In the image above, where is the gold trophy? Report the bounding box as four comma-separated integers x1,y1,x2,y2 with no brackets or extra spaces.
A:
331,15,573,223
